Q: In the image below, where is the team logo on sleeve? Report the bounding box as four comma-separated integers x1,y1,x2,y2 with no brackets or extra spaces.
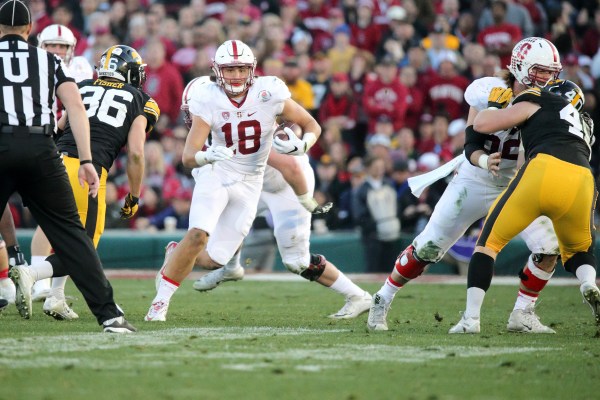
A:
258,90,271,102
222,112,230,120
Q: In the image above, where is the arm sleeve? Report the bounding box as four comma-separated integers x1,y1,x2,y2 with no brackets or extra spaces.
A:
464,125,488,166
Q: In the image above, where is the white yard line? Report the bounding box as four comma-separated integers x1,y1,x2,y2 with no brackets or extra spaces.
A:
0,327,556,370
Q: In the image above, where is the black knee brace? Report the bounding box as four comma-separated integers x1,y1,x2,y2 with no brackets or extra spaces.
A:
300,254,327,281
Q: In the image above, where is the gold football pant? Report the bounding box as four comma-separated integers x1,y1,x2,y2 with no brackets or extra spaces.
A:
63,155,107,248
478,154,597,265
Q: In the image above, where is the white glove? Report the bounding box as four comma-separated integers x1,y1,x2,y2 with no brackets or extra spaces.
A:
195,146,234,166
273,129,317,156
297,193,333,214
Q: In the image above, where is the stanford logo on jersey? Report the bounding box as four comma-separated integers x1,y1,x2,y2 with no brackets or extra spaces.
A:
222,112,230,120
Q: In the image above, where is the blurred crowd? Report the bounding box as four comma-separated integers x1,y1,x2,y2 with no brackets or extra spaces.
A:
9,0,600,236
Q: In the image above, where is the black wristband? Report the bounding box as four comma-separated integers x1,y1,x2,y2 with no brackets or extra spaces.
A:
79,159,92,165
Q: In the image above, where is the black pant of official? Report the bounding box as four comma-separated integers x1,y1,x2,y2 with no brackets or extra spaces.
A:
0,133,121,324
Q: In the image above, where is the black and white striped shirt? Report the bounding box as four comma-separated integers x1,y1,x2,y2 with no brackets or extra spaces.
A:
0,34,74,128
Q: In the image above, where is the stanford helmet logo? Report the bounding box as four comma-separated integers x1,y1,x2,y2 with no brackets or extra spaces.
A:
517,43,532,60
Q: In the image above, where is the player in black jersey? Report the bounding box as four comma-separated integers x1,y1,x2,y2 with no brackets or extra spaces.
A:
450,37,600,334
32,45,160,320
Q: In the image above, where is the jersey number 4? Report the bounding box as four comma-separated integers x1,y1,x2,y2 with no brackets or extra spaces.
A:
222,120,262,155
80,86,133,127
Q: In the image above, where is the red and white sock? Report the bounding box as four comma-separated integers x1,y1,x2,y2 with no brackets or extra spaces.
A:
153,274,180,303
0,268,8,280
377,275,402,303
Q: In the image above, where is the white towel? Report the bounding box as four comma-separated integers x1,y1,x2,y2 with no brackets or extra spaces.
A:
408,154,466,197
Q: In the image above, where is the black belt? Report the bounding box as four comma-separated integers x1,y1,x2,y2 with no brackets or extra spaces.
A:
0,125,53,136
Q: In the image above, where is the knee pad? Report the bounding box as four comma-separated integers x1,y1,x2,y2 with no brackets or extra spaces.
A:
395,245,428,280
530,253,558,273
299,253,327,281
283,253,310,276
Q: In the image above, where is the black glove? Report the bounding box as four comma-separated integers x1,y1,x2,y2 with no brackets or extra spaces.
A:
120,193,139,219
7,245,27,269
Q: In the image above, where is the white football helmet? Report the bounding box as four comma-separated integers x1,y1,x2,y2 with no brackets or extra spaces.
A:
181,76,212,129
38,24,76,65
508,37,562,87
211,40,257,96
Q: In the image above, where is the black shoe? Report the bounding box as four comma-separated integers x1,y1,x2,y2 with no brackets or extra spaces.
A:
0,298,8,312
103,316,137,333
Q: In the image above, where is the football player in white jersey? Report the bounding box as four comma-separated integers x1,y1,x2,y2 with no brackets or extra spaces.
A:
145,40,322,322
190,135,372,319
29,24,94,306
170,78,369,318
367,74,561,333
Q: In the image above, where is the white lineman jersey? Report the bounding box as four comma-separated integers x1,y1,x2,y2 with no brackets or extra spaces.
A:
412,77,559,262
188,76,290,265
188,76,291,176
258,156,314,271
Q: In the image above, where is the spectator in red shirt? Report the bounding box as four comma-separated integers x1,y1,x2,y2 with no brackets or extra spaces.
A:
319,72,358,132
399,65,426,131
580,8,600,58
143,40,184,126
350,0,382,54
426,58,469,121
300,0,332,53
477,0,522,68
362,56,409,134
30,0,53,38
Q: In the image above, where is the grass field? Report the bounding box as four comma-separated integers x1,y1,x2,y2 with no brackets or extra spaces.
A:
1,276,599,400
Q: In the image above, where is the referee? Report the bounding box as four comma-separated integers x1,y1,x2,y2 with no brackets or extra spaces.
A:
0,0,135,333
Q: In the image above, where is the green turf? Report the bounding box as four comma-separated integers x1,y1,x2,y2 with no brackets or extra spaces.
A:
1,279,599,400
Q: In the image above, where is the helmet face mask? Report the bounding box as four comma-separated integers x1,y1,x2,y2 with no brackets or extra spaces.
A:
544,79,585,111
97,45,147,89
508,37,562,88
38,24,76,65
212,40,256,97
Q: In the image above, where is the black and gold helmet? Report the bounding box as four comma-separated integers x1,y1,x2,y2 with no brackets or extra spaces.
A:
544,79,584,111
97,45,146,89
